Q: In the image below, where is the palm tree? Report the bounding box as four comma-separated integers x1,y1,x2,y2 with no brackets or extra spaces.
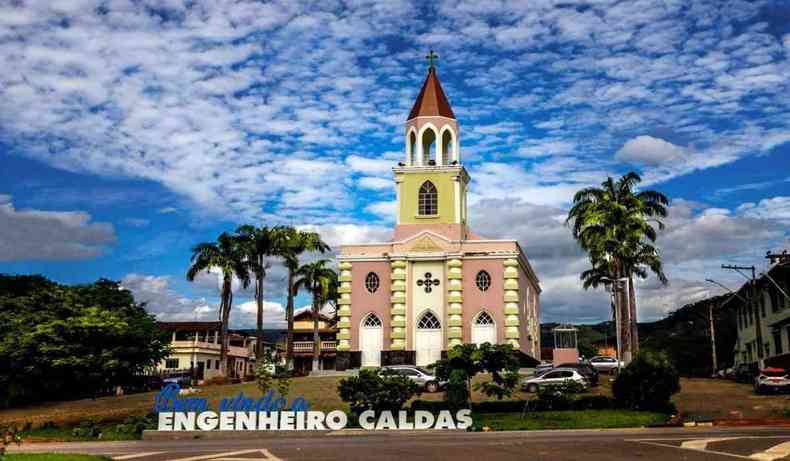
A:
567,171,669,360
294,259,338,372
186,232,250,376
272,227,330,368
236,225,277,360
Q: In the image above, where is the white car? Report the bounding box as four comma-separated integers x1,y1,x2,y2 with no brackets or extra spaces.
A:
754,368,790,394
588,356,623,373
521,368,588,393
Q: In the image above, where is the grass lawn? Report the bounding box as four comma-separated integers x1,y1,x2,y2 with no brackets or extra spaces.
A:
2,455,110,461
474,410,668,431
1,374,787,436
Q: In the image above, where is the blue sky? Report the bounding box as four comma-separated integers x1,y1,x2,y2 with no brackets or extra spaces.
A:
1,0,788,327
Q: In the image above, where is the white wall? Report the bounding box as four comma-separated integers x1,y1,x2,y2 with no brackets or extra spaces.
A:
410,261,445,347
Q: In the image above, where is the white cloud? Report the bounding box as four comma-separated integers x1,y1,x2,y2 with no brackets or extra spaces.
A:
123,273,214,321
615,135,687,165
234,300,287,329
346,155,395,177
357,177,392,190
737,196,790,224
0,194,115,261
365,201,397,220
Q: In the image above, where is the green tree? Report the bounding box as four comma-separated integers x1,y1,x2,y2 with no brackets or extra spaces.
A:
186,232,250,376
338,369,420,416
0,275,170,407
294,260,338,372
236,225,278,360
433,343,521,403
613,350,680,412
566,172,668,359
272,228,330,367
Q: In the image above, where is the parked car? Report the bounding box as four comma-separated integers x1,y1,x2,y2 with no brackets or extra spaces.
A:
522,368,588,393
555,362,599,386
735,363,758,383
383,365,444,392
533,361,554,376
588,356,622,373
754,368,790,394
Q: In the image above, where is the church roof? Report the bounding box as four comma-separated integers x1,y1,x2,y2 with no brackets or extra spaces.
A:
407,67,455,120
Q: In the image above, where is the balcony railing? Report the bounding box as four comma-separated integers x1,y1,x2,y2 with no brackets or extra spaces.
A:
171,340,252,357
293,341,337,353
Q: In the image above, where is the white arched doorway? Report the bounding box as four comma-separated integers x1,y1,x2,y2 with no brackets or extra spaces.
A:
360,313,383,367
415,311,442,366
471,311,496,346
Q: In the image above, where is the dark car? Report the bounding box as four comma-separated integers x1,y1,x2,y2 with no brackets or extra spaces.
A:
735,363,758,384
555,362,599,386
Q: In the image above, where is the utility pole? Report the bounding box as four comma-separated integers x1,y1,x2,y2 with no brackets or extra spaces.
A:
708,301,717,373
722,264,760,363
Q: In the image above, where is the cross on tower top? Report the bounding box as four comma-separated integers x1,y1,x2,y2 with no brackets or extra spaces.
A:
425,50,439,68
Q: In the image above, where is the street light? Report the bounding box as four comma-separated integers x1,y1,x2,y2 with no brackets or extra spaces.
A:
704,278,746,375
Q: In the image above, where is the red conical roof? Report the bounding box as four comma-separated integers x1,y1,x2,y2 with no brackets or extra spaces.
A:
407,67,455,120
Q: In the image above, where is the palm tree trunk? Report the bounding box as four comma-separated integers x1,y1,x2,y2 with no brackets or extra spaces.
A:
312,291,320,373
219,278,231,377
615,266,632,364
256,256,264,360
628,273,639,355
286,269,295,369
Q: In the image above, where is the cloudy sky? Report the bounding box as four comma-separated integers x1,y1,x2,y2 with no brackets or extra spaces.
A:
1,0,788,328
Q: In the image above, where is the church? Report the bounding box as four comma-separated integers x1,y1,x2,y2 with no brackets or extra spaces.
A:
336,60,541,369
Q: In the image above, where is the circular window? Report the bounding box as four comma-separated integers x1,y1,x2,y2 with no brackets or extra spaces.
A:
476,270,491,291
365,272,379,293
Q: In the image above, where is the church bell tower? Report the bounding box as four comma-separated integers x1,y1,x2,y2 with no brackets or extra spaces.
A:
394,51,470,240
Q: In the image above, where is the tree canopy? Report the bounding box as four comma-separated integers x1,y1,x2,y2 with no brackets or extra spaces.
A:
0,274,170,407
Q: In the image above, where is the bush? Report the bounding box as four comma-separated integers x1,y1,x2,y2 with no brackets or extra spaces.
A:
446,369,469,411
72,420,101,438
410,400,451,413
472,400,528,413
613,351,680,412
574,395,614,410
338,369,421,416
113,415,155,438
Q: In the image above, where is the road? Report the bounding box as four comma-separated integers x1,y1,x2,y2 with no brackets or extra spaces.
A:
9,426,790,461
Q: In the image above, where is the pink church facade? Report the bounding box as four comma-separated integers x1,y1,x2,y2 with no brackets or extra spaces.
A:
335,64,541,369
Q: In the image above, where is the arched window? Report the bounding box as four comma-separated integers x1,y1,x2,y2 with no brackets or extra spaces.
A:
418,181,438,216
441,129,453,165
476,270,491,291
422,128,436,165
417,311,441,329
365,272,379,293
362,313,382,328
475,311,494,325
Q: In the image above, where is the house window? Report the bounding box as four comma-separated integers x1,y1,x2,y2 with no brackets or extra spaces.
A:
165,359,179,369
365,272,380,293
418,181,438,216
774,330,783,355
476,270,491,292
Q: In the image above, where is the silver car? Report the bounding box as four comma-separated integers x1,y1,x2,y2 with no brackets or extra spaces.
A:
384,365,443,392
588,356,622,373
521,368,588,393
